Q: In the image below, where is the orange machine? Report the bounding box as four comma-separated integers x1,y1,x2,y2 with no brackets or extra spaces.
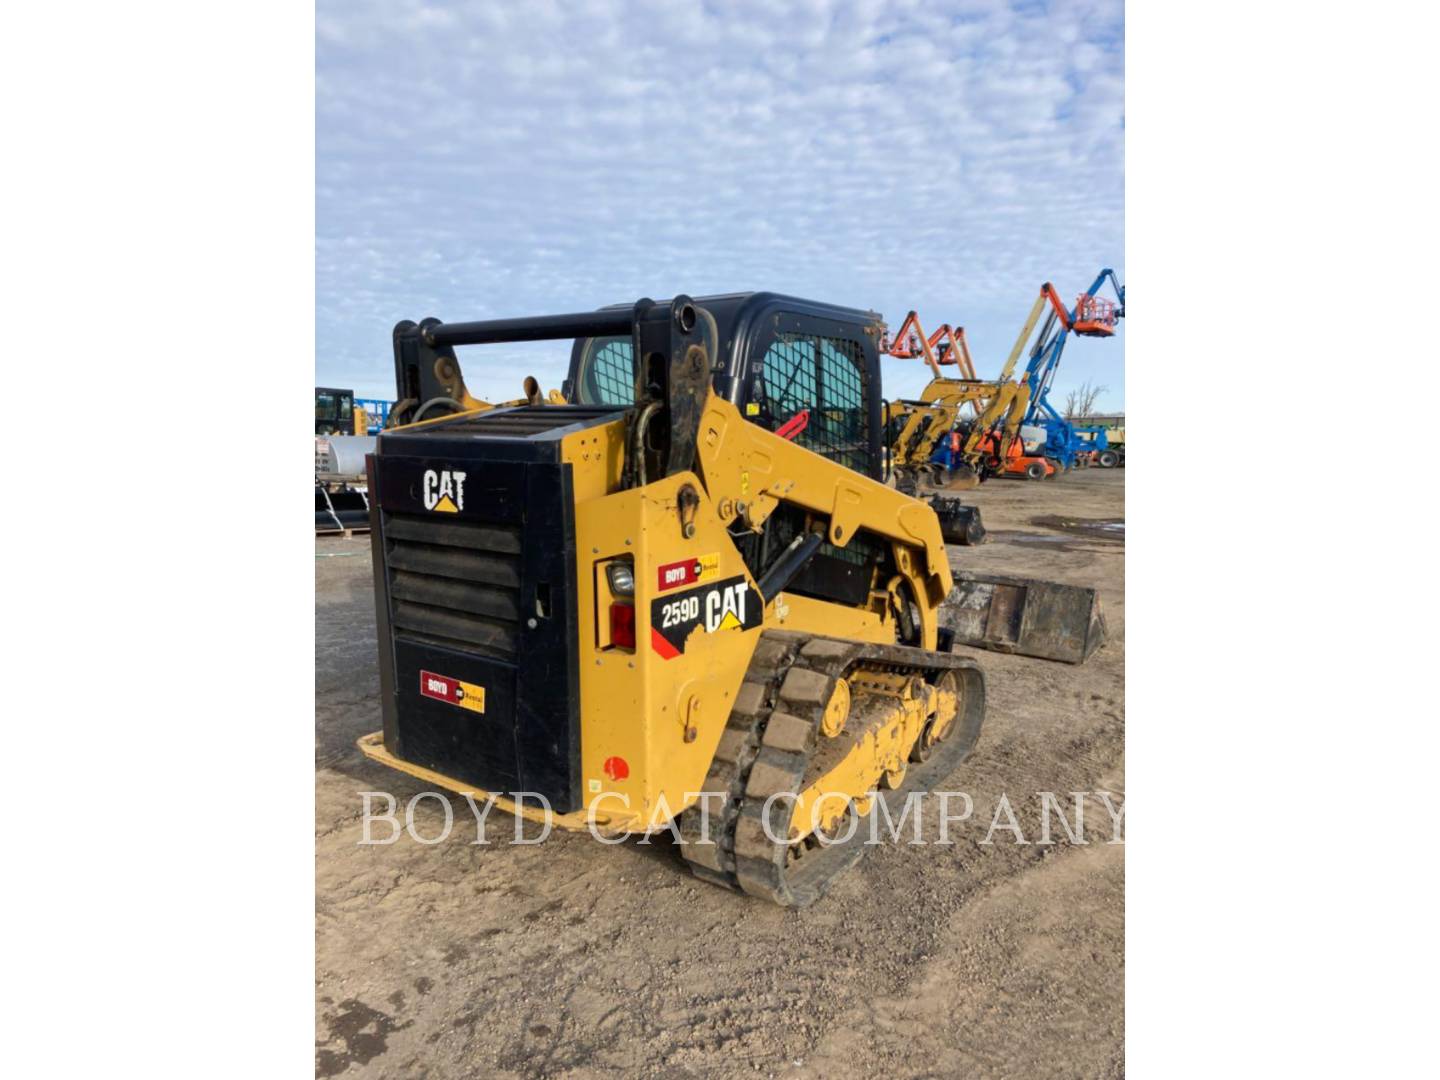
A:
971,430,1057,481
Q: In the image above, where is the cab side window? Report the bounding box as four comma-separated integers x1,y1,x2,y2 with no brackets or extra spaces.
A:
817,337,868,475
757,333,870,475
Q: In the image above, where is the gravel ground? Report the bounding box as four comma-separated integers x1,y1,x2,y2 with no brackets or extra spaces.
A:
316,467,1125,1078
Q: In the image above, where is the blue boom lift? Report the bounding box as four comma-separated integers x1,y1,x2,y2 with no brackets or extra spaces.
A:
1017,268,1125,470
920,269,1125,480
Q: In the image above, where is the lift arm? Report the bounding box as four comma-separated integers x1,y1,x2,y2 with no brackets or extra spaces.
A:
1082,268,1125,316
995,292,1052,384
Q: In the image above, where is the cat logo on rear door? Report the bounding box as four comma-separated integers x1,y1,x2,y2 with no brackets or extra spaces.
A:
650,575,763,659
422,468,467,513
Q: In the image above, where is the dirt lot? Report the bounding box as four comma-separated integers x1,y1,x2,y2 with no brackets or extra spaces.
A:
316,468,1125,1078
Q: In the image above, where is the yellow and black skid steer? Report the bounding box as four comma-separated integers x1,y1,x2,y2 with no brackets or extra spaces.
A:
358,293,1095,905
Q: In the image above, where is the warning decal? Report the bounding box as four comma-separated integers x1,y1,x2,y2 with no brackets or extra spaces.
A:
650,574,763,658
418,670,487,714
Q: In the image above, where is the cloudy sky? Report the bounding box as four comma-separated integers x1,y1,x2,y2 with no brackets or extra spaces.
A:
317,0,1124,410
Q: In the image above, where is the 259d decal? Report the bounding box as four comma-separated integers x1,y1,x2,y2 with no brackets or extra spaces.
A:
650,575,763,659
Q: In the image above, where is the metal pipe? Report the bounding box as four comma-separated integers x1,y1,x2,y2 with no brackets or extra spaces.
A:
425,309,635,347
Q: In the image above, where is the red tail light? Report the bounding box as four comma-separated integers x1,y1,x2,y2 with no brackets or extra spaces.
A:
609,602,636,650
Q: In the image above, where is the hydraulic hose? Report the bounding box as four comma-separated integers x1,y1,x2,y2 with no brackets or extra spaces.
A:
411,396,464,423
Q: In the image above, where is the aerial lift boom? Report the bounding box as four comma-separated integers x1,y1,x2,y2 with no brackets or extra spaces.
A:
1018,269,1125,469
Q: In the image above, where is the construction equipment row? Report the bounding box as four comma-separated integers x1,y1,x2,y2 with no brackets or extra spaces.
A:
884,269,1125,495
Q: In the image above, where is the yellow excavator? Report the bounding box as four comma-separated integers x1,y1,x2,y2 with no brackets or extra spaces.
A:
357,292,1102,906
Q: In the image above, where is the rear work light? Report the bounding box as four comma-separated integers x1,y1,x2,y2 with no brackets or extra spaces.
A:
606,561,635,597
609,602,636,650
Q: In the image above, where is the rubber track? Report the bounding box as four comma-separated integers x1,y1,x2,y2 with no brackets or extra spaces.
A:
676,630,985,908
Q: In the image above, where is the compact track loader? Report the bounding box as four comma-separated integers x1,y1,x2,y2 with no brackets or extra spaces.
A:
357,293,1092,905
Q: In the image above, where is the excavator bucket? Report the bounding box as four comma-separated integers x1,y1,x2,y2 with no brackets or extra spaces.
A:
939,571,1106,663
928,496,986,546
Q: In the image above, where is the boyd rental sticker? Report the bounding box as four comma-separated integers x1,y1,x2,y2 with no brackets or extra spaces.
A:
650,574,763,659
656,551,720,592
418,670,486,714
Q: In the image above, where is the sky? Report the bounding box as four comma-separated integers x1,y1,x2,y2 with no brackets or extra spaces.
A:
317,0,1124,411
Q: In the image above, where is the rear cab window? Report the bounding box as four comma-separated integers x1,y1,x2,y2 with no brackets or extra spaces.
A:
573,336,636,406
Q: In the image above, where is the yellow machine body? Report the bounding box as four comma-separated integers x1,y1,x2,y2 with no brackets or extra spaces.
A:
360,295,989,904
362,392,954,836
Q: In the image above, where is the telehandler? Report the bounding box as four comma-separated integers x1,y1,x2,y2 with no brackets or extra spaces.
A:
357,292,1097,906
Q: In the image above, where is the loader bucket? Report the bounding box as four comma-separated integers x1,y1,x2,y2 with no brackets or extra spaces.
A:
316,485,371,535
929,496,986,546
316,486,343,534
939,572,1105,664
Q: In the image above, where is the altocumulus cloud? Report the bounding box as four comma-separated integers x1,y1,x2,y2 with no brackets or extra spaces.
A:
318,0,1124,407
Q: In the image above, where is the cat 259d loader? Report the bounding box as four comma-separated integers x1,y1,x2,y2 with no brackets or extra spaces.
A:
357,292,1101,906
